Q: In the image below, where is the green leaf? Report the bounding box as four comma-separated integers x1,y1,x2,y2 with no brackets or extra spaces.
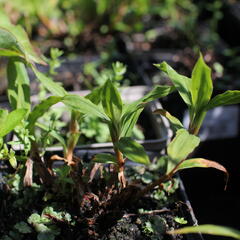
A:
0,27,25,58
205,90,240,110
154,109,183,132
174,217,187,225
93,153,117,164
168,225,240,239
123,85,175,116
116,137,150,165
0,13,45,64
140,85,175,103
120,108,143,138
63,94,109,121
101,79,123,121
191,53,213,113
154,62,192,107
7,58,30,112
33,68,67,97
27,96,63,132
86,86,102,105
168,129,200,162
0,109,8,127
0,109,27,137
120,85,175,137
28,213,42,224
9,155,17,169
167,129,200,173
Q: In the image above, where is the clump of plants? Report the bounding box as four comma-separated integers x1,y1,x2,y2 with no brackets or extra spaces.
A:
1,15,240,240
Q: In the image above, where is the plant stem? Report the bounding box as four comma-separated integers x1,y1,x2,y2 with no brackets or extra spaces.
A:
189,111,206,135
65,110,80,165
114,147,126,188
23,158,33,187
188,124,200,135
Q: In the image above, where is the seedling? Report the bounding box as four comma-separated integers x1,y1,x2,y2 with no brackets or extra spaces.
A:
154,54,240,135
91,79,174,187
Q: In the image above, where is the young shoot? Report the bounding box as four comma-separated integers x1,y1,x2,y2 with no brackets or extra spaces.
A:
155,53,240,135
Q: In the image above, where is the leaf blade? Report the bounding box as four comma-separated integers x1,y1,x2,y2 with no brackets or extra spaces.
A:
0,12,45,64
205,90,240,110
33,68,67,97
154,109,183,132
0,109,27,137
7,58,30,112
27,96,63,132
0,27,25,58
167,129,200,162
101,79,123,121
93,153,117,164
167,129,200,173
168,225,240,239
154,62,192,106
116,137,150,165
191,53,213,113
140,85,176,103
120,108,143,138
62,94,110,121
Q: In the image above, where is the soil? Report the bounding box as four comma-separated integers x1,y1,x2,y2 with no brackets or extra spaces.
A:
0,152,192,240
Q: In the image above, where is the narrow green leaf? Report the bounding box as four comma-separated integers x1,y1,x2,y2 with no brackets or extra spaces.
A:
154,62,192,106
140,85,175,103
168,225,240,239
7,58,30,112
122,85,174,119
93,153,117,164
167,129,200,173
120,108,143,137
33,68,67,97
62,94,110,121
86,86,102,105
116,137,150,165
0,12,45,64
205,90,240,110
0,109,27,137
27,96,63,132
102,79,123,121
0,27,25,58
120,85,174,137
191,53,213,113
154,109,183,132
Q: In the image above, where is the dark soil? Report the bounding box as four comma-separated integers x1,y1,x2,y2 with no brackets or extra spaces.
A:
0,187,185,240
0,156,192,240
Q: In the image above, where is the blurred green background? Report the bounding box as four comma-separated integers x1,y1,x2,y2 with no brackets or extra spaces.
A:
1,0,240,92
